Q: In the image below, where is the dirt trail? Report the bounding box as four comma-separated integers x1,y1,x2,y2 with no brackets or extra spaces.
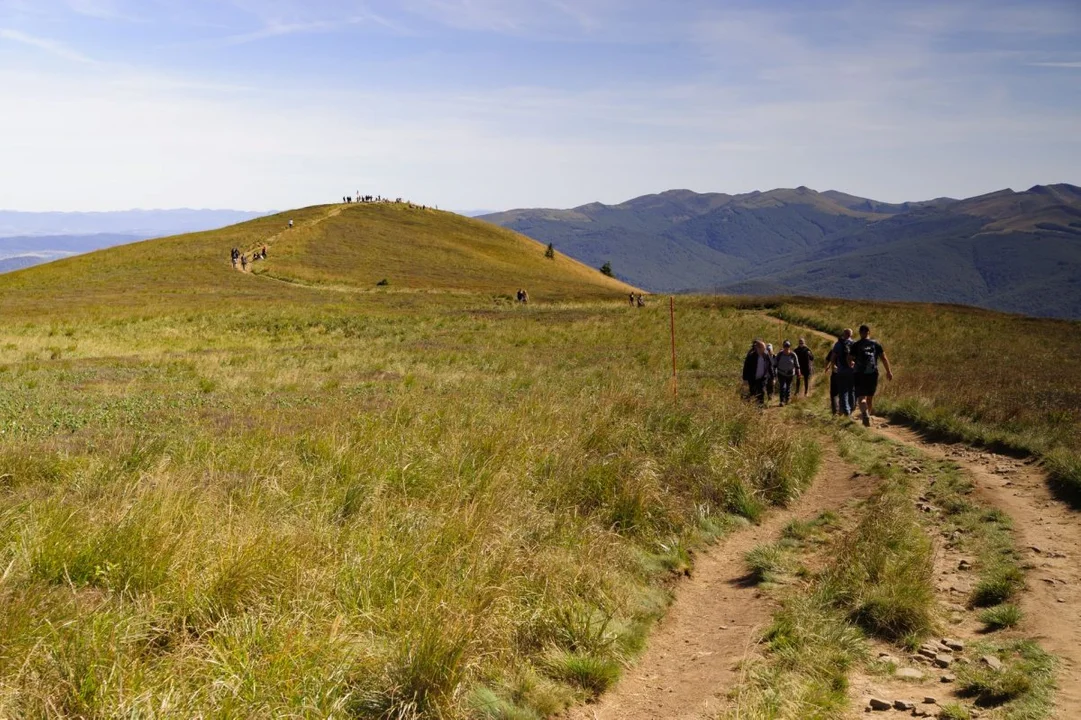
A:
873,422,1081,718
569,450,875,720
233,205,344,273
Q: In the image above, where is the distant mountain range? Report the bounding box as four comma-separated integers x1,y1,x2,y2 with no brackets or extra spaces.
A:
480,184,1081,319
0,209,270,274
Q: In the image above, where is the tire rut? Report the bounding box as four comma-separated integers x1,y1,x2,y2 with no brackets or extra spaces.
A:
873,422,1081,718
567,447,875,720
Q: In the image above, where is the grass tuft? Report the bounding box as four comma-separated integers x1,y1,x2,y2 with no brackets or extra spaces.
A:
541,651,621,696
971,564,1025,607
978,603,1023,631
957,640,1055,713
743,543,790,584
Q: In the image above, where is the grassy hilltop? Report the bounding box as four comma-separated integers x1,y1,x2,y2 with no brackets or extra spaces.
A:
0,204,819,718
0,202,635,318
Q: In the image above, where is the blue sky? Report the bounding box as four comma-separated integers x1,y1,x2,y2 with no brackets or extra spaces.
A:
1,0,1079,212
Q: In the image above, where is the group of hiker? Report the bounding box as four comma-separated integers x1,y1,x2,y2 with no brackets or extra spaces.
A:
742,324,893,426
515,289,529,304
628,293,645,307
342,194,430,210
743,338,815,407
230,245,267,271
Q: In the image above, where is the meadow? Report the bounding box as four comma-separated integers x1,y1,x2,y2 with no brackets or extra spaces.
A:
0,293,818,718
762,299,1081,504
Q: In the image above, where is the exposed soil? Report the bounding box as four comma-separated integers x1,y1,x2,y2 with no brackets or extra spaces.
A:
567,449,876,720
870,421,1081,719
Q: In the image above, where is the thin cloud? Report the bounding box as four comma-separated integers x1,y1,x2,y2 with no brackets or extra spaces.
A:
1030,61,1081,68
0,27,97,63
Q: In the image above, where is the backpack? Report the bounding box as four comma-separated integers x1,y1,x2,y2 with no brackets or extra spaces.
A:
853,340,880,374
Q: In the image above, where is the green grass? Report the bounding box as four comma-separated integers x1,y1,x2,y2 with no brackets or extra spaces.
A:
743,543,791,585
957,640,1055,717
766,298,1081,507
938,703,972,720
972,565,1026,608
979,604,1023,630
0,267,822,717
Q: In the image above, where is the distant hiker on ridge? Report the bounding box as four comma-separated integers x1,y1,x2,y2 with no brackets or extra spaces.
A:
851,324,894,426
794,337,814,396
629,293,636,307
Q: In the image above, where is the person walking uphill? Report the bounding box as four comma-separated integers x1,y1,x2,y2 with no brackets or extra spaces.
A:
851,324,894,426
826,328,856,416
742,340,774,405
774,340,801,406
794,337,814,396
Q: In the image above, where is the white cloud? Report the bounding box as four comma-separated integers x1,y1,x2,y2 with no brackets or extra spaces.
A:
0,27,97,63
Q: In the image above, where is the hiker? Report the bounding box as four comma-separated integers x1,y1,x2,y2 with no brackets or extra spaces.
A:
629,292,635,307
774,340,801,406
851,324,894,426
636,294,645,307
742,340,773,405
825,329,856,417
288,219,294,229
521,289,529,304
261,245,267,260
794,337,814,396
764,343,777,403
240,254,248,271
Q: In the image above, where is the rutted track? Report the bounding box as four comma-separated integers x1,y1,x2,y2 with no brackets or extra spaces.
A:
567,449,875,720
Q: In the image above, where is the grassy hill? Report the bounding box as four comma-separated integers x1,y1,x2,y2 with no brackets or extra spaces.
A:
1,201,1075,717
481,184,1081,319
0,203,635,318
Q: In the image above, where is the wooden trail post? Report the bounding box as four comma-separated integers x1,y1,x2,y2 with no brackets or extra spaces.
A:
669,296,677,398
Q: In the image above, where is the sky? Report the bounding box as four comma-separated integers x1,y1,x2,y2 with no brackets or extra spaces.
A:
1,0,1079,212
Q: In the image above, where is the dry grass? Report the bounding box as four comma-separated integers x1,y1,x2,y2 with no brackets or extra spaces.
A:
0,281,818,718
763,299,1081,506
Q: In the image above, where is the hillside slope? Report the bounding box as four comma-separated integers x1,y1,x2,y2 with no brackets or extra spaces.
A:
481,184,1081,318
0,203,635,317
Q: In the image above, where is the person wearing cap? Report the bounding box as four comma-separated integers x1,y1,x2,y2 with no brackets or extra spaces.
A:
774,340,802,406
851,324,893,425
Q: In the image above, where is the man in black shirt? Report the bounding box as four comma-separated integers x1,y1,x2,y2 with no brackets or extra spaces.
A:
851,324,894,426
794,337,814,396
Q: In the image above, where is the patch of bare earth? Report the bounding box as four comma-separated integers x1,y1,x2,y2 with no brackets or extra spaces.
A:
851,421,1081,719
566,450,875,720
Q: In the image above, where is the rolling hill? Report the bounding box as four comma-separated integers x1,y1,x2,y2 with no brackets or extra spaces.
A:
481,184,1081,319
0,202,636,317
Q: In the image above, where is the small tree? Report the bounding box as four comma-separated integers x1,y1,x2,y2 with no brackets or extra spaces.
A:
544,243,555,260
600,261,613,277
